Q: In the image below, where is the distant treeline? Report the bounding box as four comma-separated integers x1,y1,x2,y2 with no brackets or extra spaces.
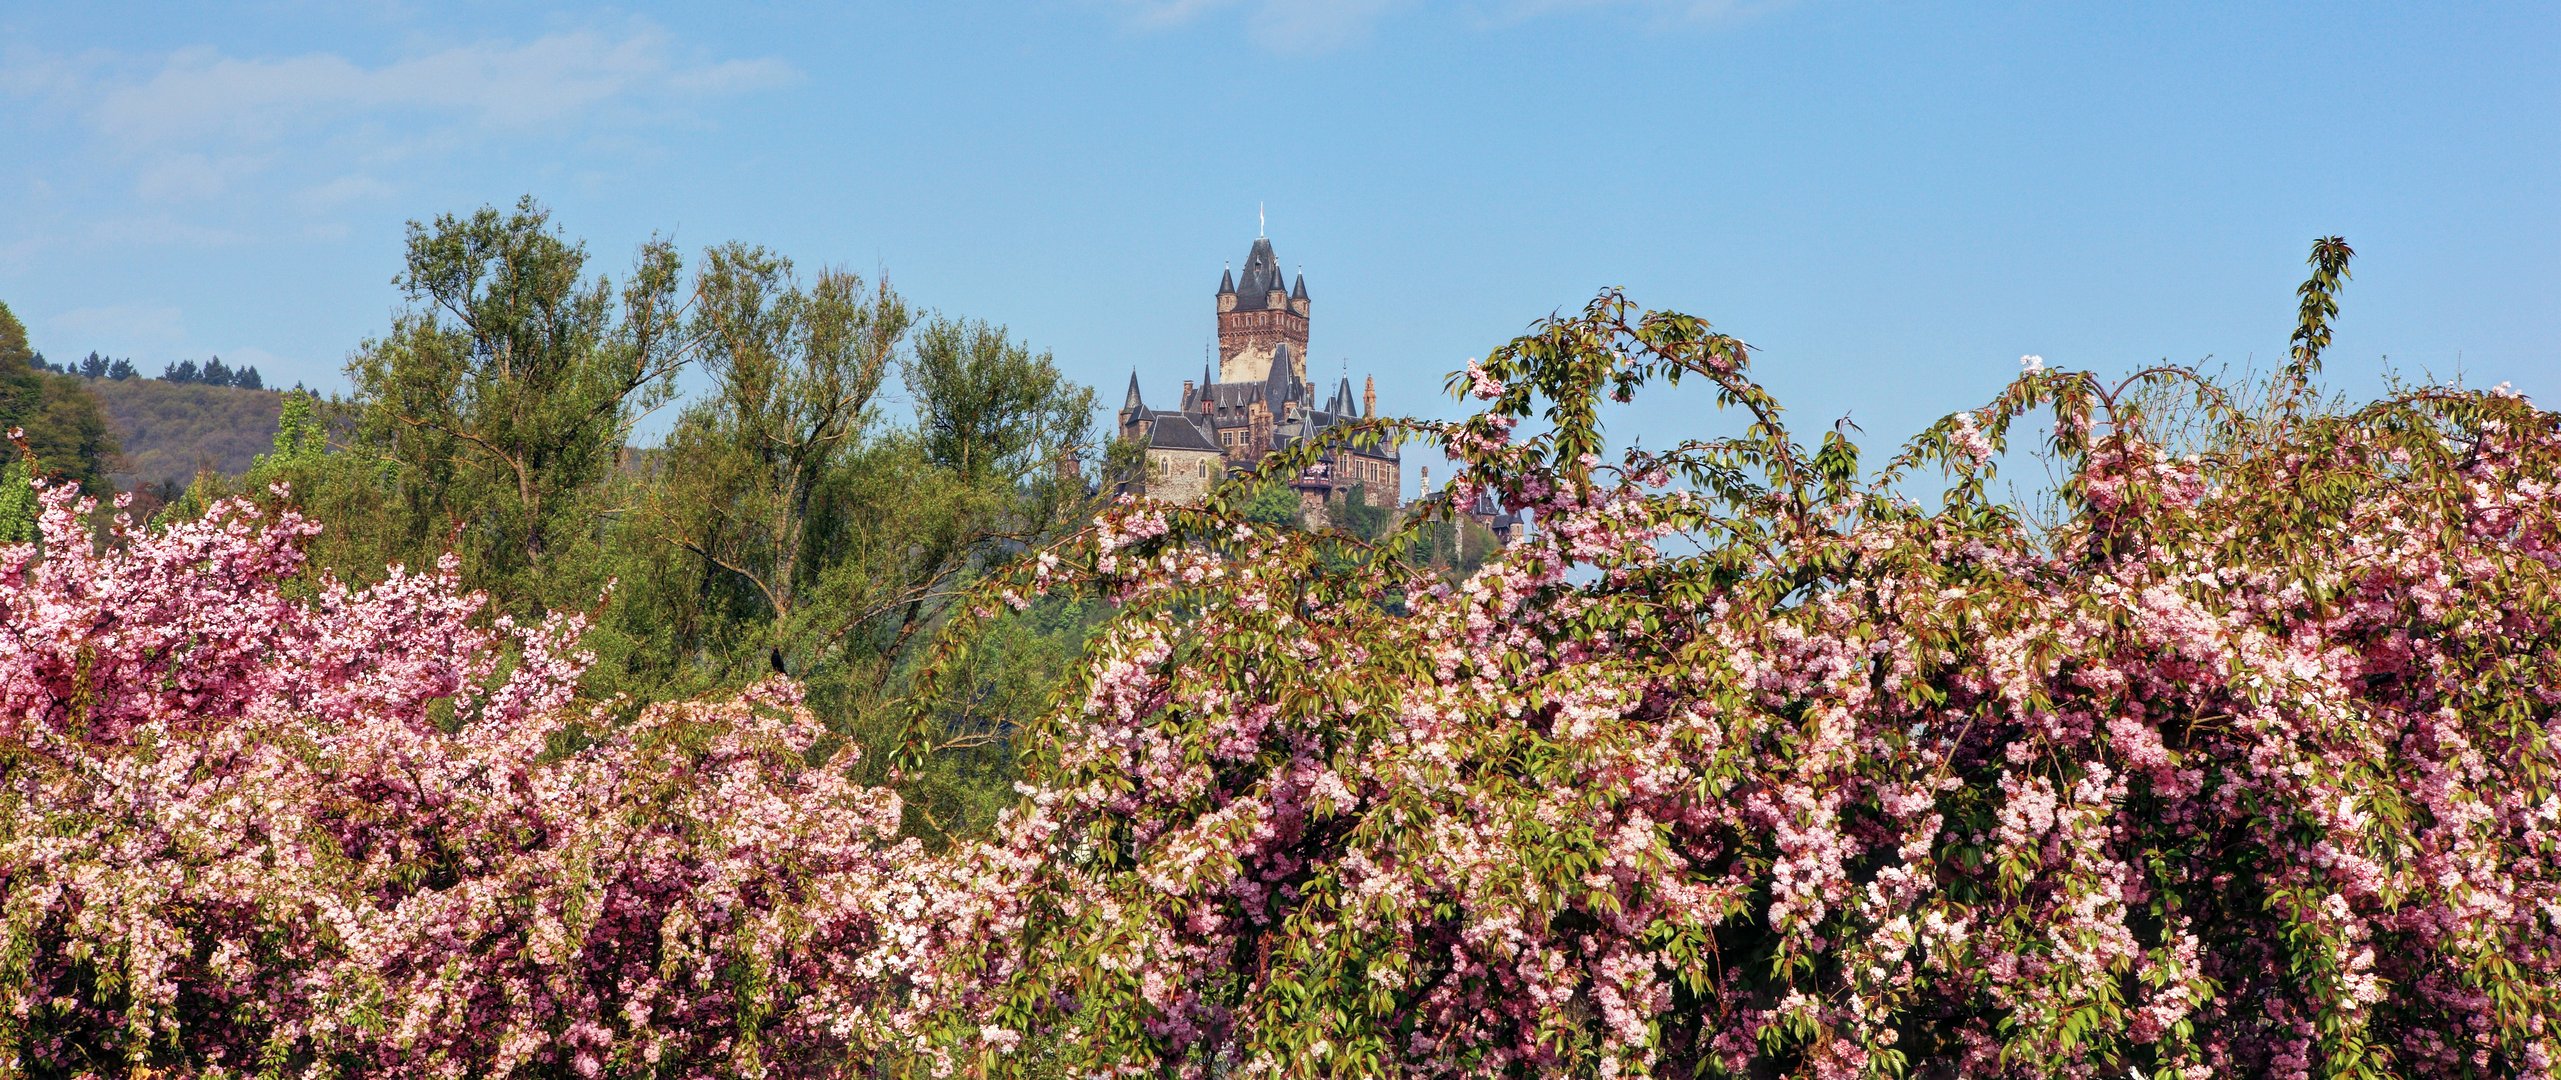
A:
29,350,265,389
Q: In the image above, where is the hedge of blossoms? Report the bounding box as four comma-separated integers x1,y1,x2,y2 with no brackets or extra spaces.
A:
912,241,2561,1079
8,239,2561,1080
0,481,996,1078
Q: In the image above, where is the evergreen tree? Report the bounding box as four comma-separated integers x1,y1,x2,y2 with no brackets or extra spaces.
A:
236,366,263,390
164,359,200,384
201,356,233,386
107,357,136,380
79,352,108,379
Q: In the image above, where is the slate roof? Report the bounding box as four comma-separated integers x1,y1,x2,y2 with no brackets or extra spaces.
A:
1326,376,1355,415
1224,237,1291,311
1140,410,1220,452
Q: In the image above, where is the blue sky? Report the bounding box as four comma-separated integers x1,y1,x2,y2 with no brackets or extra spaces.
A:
3,2,2555,459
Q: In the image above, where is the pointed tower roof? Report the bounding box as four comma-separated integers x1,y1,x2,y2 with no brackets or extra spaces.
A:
1217,265,1235,295
1234,237,1285,311
1123,370,1144,410
1291,272,1308,301
1266,343,1296,398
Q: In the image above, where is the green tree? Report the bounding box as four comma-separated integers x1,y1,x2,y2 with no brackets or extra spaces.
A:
1337,484,1392,541
347,197,691,614
647,246,910,637
906,317,1093,486
247,389,328,486
0,457,34,543
0,300,117,494
606,306,1104,839
1240,479,1304,527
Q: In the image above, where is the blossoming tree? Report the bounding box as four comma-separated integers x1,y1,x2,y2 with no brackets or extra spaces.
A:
0,481,978,1077
921,239,2561,1078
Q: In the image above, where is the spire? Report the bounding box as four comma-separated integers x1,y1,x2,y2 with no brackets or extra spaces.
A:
1235,237,1282,310
1123,369,1144,410
1218,264,1234,295
1292,271,1306,301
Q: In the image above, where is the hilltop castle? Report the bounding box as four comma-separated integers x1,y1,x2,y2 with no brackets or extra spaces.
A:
1116,232,1402,516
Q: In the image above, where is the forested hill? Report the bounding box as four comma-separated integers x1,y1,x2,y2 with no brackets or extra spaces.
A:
88,377,283,491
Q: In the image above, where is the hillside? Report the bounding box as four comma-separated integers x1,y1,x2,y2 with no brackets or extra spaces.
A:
87,377,283,491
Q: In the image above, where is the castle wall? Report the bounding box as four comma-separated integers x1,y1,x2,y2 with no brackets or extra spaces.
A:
1145,447,1224,504
1216,308,1308,383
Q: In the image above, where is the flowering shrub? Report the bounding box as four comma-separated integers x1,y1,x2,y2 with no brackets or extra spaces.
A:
924,242,2561,1078
0,484,964,1078
10,239,2561,1079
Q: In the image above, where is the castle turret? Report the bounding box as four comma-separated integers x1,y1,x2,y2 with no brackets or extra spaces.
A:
1363,375,1375,417
1217,234,1309,384
1265,343,1297,402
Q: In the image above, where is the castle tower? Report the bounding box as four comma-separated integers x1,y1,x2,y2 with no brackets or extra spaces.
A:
1215,235,1309,384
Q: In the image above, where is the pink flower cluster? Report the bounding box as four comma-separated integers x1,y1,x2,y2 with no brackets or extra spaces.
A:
11,284,2561,1079
939,296,2561,1078
1,484,979,1078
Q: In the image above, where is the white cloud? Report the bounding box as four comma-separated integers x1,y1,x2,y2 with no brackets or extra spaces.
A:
1,21,795,220
1109,0,1786,51
133,152,270,203
297,173,397,210
1108,0,1416,52
89,217,257,247
89,26,793,151
1477,0,1793,24
1249,0,1414,52
1111,0,1241,29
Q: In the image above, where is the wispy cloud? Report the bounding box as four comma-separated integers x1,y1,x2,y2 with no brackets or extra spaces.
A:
297,173,399,211
1,21,795,241
1109,0,1417,53
1471,0,1795,26
87,217,258,248
89,27,792,150
132,152,270,203
1108,0,1788,52
1250,0,1414,52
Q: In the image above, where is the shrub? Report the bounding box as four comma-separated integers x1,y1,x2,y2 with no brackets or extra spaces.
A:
925,242,2561,1078
0,485,969,1078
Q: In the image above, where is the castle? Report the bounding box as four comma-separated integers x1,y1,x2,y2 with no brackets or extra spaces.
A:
1116,232,1403,516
